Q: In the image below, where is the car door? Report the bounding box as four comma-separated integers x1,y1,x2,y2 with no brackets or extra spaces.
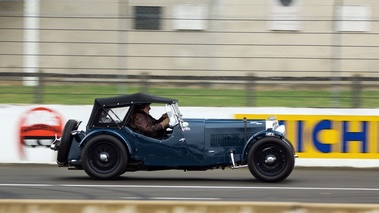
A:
133,125,189,166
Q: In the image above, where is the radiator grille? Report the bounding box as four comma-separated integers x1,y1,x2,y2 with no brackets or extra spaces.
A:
210,133,245,147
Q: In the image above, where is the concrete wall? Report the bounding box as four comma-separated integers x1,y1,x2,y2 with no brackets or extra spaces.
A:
1,200,379,213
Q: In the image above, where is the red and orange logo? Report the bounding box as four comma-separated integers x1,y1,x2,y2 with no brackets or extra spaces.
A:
19,107,64,159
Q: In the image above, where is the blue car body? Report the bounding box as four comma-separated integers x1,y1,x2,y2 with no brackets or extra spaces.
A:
51,93,296,182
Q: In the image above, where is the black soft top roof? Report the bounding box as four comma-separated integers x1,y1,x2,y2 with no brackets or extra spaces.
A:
94,92,177,107
87,93,178,129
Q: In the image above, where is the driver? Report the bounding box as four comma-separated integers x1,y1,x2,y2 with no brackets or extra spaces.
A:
129,103,170,138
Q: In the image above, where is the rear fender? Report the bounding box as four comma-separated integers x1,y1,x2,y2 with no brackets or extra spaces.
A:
241,129,286,162
79,130,133,155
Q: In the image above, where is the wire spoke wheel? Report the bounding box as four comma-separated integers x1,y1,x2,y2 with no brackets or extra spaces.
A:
254,144,286,177
88,142,120,174
248,137,295,182
82,135,128,180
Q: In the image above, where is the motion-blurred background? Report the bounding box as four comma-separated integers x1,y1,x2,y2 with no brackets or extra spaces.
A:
1,0,378,107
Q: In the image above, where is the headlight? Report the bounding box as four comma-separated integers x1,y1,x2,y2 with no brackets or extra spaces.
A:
266,116,286,135
274,125,286,135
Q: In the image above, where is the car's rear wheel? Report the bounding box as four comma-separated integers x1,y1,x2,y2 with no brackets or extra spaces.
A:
82,135,128,180
247,137,295,182
57,119,78,166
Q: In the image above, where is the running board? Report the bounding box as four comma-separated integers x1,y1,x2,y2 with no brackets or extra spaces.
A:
229,152,248,169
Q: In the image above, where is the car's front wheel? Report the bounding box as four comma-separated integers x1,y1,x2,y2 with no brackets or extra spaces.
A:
247,137,295,182
82,135,128,180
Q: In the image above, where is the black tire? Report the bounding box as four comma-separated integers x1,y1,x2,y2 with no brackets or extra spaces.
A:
57,119,78,166
81,135,128,180
247,137,295,182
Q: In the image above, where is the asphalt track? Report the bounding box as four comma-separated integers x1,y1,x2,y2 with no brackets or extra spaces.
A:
0,164,378,204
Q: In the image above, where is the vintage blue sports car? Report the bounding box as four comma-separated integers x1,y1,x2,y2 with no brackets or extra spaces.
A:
51,93,296,182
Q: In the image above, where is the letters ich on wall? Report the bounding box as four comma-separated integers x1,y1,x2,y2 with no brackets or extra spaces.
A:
235,114,379,159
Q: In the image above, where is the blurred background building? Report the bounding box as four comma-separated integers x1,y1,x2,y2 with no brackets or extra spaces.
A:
0,0,379,106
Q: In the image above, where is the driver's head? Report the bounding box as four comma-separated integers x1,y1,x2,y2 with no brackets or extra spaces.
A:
137,103,151,113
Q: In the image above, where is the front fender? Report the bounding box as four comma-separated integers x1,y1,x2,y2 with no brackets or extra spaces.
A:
241,129,287,162
79,129,134,155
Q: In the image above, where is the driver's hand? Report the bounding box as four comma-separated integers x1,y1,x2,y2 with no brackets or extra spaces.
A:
160,117,170,128
161,113,168,119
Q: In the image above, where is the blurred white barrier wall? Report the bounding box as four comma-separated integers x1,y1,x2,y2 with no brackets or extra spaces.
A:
1,104,379,167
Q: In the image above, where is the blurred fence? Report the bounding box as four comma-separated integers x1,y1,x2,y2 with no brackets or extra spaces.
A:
0,71,371,108
1,0,379,108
